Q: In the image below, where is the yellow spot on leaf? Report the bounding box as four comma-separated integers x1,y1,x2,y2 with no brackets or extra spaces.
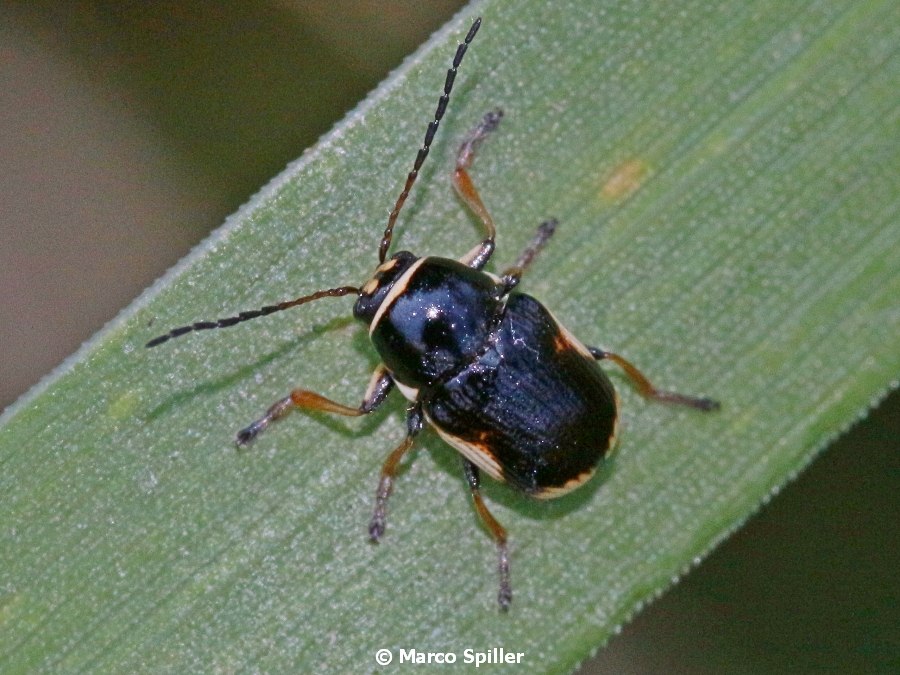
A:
0,592,24,627
601,158,651,202
107,391,139,419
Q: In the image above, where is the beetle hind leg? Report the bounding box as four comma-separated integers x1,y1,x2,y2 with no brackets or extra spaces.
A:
463,459,512,611
589,347,720,411
236,365,394,446
369,403,423,541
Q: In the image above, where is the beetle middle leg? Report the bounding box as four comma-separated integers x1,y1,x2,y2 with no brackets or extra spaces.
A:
588,347,720,411
236,365,394,445
454,110,503,270
463,459,512,611
369,402,423,541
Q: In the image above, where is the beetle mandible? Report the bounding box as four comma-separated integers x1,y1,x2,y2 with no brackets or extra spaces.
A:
147,17,719,610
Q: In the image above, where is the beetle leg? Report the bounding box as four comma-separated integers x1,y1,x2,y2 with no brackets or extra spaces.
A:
236,365,394,445
369,402,423,542
500,218,558,293
588,347,720,411
454,110,502,270
463,459,512,611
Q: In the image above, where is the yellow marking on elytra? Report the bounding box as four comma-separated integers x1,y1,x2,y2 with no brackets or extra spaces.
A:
552,315,595,361
601,158,650,202
551,331,570,354
606,391,621,457
426,412,504,483
533,468,598,499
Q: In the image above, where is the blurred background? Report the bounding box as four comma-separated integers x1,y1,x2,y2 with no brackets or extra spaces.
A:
1,3,896,672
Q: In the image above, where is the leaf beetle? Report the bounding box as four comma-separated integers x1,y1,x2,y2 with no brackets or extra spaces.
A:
147,17,719,610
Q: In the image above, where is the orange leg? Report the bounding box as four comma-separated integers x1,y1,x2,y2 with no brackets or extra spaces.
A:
453,110,502,270
589,347,720,411
463,459,512,611
236,365,393,445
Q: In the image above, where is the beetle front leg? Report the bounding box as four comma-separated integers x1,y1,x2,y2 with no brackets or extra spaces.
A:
369,402,423,541
454,110,502,270
500,218,558,293
588,347,720,411
236,365,394,445
463,459,512,611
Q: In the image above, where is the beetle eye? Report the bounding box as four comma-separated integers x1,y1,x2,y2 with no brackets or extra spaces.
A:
353,251,418,324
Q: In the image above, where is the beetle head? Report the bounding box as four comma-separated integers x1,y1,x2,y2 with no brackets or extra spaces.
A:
353,251,419,324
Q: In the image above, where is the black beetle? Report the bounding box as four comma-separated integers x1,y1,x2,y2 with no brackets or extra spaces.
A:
147,18,718,610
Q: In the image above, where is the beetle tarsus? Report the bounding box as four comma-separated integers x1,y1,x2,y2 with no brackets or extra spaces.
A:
497,543,512,611
368,406,421,543
501,217,559,292
235,395,294,447
469,109,504,147
689,397,722,411
369,475,392,542
368,517,385,542
235,423,260,447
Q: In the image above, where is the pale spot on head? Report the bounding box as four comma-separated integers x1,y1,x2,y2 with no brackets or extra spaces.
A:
361,277,380,295
377,258,399,273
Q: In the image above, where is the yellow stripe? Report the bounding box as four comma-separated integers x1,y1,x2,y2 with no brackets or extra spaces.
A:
369,257,428,337
425,411,505,483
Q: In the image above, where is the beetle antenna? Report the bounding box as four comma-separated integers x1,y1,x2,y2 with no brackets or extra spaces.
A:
145,285,359,348
378,17,482,263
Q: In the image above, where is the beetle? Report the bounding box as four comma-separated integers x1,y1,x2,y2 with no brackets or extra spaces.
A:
147,17,719,610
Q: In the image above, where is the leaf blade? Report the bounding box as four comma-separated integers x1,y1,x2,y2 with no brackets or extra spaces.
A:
1,1,898,672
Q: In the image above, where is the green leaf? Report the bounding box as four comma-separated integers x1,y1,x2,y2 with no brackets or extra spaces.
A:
1,1,897,672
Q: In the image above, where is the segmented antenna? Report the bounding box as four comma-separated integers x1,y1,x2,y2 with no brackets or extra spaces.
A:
378,17,482,263
145,285,359,348
147,18,483,349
